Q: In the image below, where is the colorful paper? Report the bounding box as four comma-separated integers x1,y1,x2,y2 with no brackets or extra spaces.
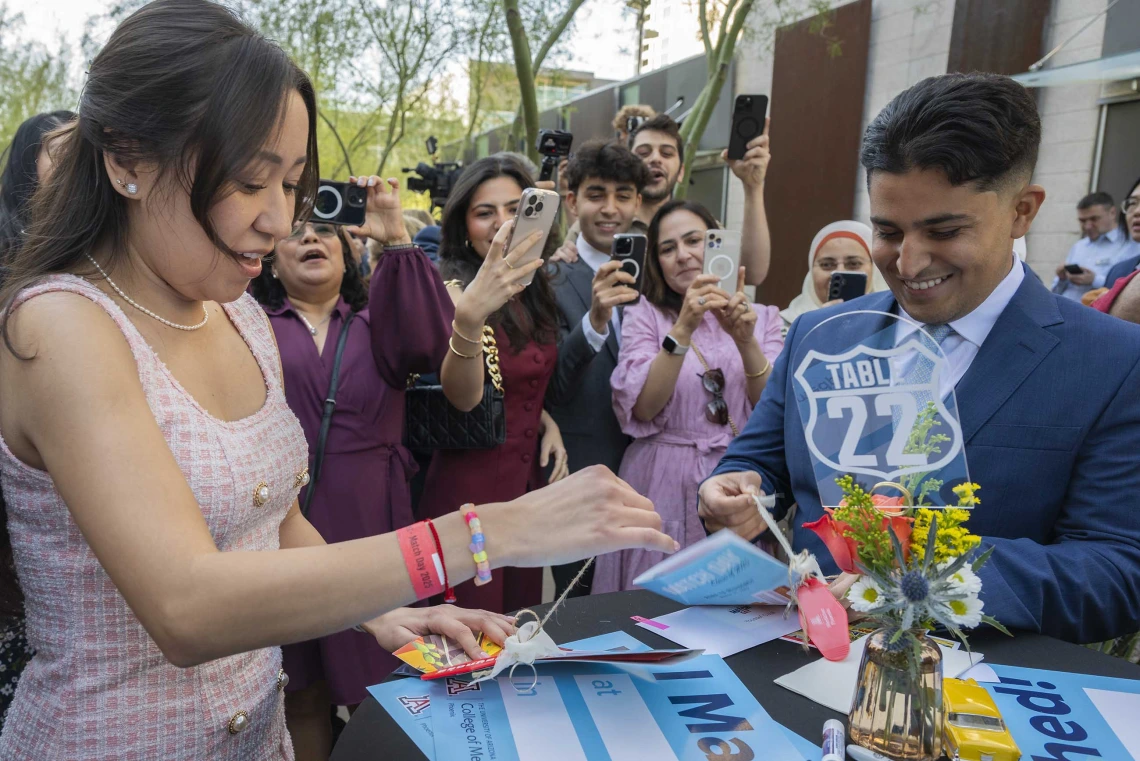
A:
983,663,1140,761
432,653,807,761
633,529,791,606
393,632,503,674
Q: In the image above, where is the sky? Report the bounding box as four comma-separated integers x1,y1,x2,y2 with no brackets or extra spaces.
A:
8,0,640,83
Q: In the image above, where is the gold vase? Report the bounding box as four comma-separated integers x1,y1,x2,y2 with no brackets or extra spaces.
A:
848,628,943,760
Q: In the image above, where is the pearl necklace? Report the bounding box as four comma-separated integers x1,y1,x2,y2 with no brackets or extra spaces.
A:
85,254,209,331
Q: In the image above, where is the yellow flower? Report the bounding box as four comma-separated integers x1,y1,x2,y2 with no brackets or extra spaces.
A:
911,507,981,564
952,482,982,507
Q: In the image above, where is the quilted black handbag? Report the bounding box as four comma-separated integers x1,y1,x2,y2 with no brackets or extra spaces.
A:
404,324,506,450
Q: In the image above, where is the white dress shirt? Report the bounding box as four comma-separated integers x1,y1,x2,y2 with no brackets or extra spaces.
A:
1052,227,1134,300
894,255,1025,399
576,233,620,351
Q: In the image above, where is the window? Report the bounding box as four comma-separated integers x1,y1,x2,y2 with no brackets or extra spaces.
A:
947,713,1004,732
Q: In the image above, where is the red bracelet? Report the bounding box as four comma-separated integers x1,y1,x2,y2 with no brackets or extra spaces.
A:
424,518,455,604
396,522,445,600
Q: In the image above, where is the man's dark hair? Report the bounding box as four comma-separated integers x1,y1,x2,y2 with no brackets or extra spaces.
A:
630,114,684,164
564,140,649,194
1077,191,1115,210
860,72,1041,191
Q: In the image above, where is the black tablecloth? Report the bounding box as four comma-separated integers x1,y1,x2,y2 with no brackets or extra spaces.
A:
331,590,1140,760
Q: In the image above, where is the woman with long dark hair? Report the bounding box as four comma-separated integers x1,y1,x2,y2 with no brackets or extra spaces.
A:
593,199,784,593
0,109,73,728
0,2,674,756
416,155,571,614
0,111,74,266
251,176,454,760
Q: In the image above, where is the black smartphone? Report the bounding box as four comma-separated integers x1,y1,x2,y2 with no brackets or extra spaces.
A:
727,94,768,161
611,233,647,304
1064,264,1084,275
312,180,366,226
828,271,868,303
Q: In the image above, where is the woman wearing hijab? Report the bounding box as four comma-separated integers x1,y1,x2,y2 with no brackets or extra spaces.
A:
779,220,884,337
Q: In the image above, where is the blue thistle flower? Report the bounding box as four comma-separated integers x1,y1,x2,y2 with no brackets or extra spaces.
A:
900,570,929,603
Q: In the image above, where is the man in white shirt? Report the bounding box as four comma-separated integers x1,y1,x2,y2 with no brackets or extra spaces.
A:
1052,192,1132,301
698,72,1140,644
546,140,647,598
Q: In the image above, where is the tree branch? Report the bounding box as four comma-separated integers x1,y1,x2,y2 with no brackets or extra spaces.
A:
531,0,586,72
317,108,354,177
699,0,712,72
502,0,541,164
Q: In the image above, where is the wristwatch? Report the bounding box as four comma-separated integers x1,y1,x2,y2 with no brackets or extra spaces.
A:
662,334,690,355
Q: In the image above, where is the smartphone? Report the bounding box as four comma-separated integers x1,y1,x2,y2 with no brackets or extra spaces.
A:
504,188,560,286
703,229,742,293
312,180,366,226
727,94,769,161
610,233,647,305
1064,264,1084,275
827,271,868,303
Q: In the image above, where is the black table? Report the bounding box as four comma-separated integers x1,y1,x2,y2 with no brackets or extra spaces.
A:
332,590,1140,760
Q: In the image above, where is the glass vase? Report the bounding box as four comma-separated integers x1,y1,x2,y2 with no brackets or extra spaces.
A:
848,628,943,761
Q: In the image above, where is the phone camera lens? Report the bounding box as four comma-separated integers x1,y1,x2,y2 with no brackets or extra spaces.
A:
534,201,544,212
314,186,340,218
347,186,366,206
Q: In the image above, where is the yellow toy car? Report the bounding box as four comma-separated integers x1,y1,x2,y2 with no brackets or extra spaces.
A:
943,678,1021,761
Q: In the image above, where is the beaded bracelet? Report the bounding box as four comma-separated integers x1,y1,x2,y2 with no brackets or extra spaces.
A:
462,504,493,587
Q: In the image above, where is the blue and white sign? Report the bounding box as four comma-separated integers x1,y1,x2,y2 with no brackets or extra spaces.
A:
984,664,1140,761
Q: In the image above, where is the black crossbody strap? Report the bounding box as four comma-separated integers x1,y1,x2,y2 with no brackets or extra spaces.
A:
302,311,357,517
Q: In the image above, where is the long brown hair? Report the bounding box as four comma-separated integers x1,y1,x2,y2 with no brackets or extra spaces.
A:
438,155,560,351
644,199,720,317
0,0,319,617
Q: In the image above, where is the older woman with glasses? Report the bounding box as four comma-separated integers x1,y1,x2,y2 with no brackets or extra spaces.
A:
592,200,784,594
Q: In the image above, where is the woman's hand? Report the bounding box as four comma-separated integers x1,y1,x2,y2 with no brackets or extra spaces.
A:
345,176,411,247
489,465,677,567
362,605,517,659
715,266,759,346
539,410,569,484
455,220,545,326
673,274,730,342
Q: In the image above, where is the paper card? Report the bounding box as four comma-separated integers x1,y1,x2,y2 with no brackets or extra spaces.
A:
774,634,984,713
634,604,801,657
432,653,808,761
633,529,791,606
983,664,1140,761
370,631,655,760
394,632,503,674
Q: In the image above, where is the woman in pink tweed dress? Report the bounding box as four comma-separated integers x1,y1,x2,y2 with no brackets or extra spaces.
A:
0,2,677,759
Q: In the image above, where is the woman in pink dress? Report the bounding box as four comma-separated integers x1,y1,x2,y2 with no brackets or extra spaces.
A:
0,3,676,758
594,200,785,594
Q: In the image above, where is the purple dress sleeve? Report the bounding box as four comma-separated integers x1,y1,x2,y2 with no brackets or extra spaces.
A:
611,301,672,439
368,246,455,388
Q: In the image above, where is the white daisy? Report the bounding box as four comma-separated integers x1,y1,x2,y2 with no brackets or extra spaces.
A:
848,576,888,613
941,592,984,629
940,562,982,595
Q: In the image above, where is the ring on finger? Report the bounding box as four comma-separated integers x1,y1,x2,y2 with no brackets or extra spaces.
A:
698,296,707,306
504,259,515,270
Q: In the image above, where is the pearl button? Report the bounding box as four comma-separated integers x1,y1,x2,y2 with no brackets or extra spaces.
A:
277,669,290,691
228,710,250,735
253,482,270,508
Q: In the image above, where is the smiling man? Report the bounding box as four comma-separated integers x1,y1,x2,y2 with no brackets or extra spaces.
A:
697,72,1140,644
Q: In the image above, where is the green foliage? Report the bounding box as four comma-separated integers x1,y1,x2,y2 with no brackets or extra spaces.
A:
0,7,77,152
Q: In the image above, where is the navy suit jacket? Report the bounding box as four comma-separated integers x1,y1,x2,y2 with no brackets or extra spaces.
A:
713,266,1140,643
1105,253,1140,291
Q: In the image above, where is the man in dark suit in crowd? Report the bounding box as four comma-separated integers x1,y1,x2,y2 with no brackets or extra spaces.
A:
546,142,648,597
700,73,1140,644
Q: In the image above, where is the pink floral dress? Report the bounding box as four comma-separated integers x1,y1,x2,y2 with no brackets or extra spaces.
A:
0,275,307,760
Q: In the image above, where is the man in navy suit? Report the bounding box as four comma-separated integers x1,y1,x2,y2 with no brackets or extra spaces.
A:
698,73,1140,644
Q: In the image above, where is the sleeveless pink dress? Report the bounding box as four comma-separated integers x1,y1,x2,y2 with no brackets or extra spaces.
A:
0,275,306,760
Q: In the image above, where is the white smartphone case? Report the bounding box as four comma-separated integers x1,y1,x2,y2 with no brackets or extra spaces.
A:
703,229,743,293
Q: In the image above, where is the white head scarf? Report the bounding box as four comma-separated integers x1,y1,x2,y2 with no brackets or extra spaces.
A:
780,220,886,331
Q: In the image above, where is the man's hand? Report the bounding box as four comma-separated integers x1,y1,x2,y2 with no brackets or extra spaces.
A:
549,239,579,264
589,260,638,334
722,117,771,190
1069,267,1095,286
697,471,768,541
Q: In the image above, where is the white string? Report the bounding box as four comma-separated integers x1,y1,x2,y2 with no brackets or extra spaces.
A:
751,493,826,590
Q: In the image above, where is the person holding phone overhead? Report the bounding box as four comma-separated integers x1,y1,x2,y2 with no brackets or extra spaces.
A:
592,200,784,594
418,155,570,615
778,220,886,337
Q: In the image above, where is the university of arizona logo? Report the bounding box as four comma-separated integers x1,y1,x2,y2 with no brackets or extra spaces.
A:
397,695,431,716
445,678,482,696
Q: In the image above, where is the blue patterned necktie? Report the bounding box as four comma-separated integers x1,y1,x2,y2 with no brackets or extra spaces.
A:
894,323,954,424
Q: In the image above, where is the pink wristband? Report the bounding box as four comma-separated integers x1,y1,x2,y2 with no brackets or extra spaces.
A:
397,522,444,600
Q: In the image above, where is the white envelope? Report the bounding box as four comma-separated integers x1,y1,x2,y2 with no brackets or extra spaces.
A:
774,633,985,713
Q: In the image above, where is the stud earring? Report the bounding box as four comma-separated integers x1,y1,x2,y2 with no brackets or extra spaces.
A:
126,183,138,195
271,268,279,279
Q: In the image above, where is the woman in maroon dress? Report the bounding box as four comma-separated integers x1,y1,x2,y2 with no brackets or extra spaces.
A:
252,176,456,759
417,156,570,615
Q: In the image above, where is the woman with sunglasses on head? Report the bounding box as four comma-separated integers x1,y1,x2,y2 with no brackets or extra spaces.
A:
251,176,462,760
592,200,784,594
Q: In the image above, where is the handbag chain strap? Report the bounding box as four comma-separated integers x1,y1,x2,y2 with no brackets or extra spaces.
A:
406,279,503,394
